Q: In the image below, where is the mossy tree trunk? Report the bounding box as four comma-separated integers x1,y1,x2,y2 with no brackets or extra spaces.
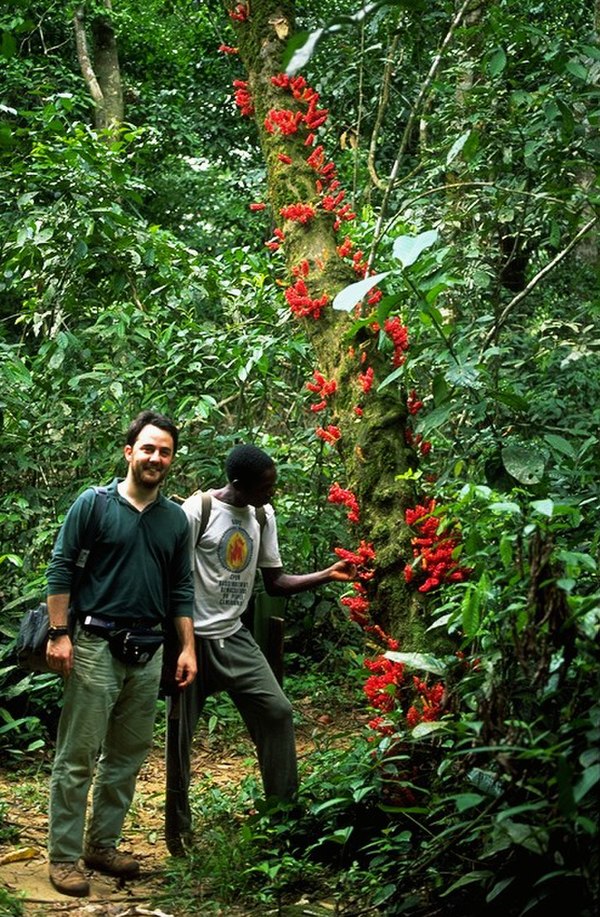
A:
74,1,123,138
228,0,431,647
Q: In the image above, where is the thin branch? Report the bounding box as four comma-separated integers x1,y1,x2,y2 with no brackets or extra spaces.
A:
368,0,474,270
73,4,104,107
481,216,599,350
367,21,402,192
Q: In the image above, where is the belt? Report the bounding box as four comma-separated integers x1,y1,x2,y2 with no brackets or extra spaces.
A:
80,614,162,632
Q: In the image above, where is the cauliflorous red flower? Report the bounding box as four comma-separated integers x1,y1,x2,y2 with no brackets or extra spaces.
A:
284,279,329,319
229,3,248,22
280,202,316,224
358,366,374,393
316,424,341,445
407,389,424,415
328,482,360,524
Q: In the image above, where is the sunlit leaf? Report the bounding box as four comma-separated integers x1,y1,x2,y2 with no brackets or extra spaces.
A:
392,230,439,268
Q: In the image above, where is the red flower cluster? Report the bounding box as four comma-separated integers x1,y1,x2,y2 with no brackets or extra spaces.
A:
249,202,266,211
328,482,360,524
218,44,239,54
306,145,337,185
316,424,341,445
404,498,471,593
264,108,304,135
271,73,318,107
358,366,374,393
341,588,370,626
405,677,445,727
280,202,315,225
284,279,329,319
384,317,409,367
363,656,405,713
337,236,353,258
232,79,254,117
407,389,424,415
368,715,395,737
265,227,285,252
277,153,292,164
306,370,337,412
335,539,376,569
228,2,248,21
405,427,432,456
266,75,328,137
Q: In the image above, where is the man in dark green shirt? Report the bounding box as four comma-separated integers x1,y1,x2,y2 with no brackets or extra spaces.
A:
45,410,196,898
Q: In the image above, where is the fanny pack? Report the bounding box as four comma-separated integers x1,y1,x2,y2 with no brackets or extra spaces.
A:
108,629,164,666
82,615,164,666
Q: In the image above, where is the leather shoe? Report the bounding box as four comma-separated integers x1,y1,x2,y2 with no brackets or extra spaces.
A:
84,844,140,878
49,861,90,897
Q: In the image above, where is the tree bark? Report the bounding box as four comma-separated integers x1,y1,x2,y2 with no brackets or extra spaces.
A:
74,1,123,137
227,0,432,646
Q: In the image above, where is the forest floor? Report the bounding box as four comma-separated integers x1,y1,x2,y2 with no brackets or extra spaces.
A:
0,696,365,917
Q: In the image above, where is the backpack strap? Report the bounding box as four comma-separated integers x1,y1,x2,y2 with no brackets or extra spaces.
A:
72,486,108,594
194,492,267,549
195,491,212,548
255,505,267,532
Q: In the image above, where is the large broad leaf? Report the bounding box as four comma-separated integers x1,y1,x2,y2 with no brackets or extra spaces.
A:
385,651,447,676
392,230,439,268
502,445,545,485
284,2,382,73
332,271,389,312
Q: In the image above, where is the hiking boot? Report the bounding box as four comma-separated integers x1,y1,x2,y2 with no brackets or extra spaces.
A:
49,861,90,897
84,844,140,878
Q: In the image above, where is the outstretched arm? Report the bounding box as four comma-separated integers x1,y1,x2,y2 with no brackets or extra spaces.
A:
261,559,356,597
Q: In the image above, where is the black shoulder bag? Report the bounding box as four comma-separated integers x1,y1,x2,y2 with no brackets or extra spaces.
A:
15,487,108,673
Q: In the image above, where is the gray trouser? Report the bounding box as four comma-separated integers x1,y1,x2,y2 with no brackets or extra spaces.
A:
165,626,298,841
49,628,162,862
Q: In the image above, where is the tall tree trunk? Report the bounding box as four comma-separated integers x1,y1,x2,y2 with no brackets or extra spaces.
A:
74,1,123,137
227,0,431,647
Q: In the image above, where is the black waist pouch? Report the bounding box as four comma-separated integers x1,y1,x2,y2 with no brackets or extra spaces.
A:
108,628,164,666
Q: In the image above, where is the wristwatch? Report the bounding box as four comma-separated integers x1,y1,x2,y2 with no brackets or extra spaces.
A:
47,626,70,640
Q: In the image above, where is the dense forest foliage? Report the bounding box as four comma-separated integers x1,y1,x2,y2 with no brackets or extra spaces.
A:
1,1,598,915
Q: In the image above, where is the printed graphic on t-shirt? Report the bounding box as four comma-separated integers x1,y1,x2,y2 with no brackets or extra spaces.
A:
218,525,253,573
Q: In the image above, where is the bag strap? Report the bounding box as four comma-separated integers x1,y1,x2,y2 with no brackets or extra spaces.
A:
194,490,267,548
72,486,108,594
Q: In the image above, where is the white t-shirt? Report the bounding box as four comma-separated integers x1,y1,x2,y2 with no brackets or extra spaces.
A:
181,492,282,639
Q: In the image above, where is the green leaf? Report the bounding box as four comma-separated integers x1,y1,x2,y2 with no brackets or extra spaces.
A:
411,721,446,738
376,364,404,392
385,651,447,676
461,583,481,638
486,877,515,902
446,130,472,166
544,433,575,458
574,763,600,803
440,871,493,897
501,445,545,485
531,499,554,517
1,31,17,59
392,230,439,268
489,502,521,514
565,59,588,81
488,47,507,76
332,271,390,312
454,793,485,812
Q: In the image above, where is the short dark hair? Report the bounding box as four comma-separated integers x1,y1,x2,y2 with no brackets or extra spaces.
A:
225,444,275,485
126,410,179,454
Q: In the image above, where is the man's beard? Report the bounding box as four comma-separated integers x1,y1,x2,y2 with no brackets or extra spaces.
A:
132,462,167,490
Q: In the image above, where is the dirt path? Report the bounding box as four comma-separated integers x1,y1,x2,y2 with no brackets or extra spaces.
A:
0,703,361,916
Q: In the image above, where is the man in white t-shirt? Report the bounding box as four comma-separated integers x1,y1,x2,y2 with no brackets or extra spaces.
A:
165,443,356,855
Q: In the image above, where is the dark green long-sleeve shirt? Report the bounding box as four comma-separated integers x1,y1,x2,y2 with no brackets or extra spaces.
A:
46,478,193,624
